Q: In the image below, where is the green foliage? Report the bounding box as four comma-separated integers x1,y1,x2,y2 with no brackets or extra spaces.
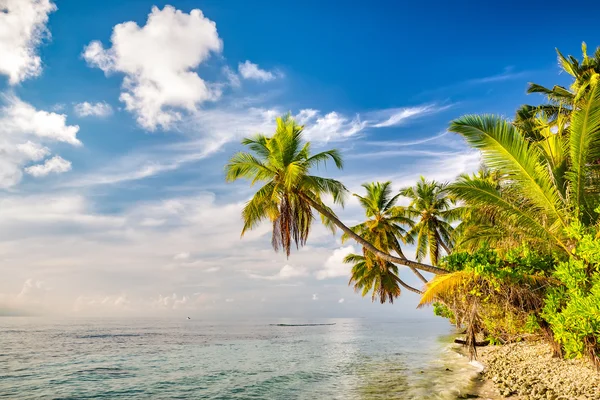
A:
441,244,555,276
433,302,455,324
425,245,556,356
542,223,600,368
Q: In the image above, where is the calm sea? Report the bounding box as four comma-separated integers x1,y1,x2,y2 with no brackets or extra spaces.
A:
0,317,480,399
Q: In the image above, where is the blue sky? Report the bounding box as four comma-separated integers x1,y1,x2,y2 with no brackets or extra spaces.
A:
1,0,598,317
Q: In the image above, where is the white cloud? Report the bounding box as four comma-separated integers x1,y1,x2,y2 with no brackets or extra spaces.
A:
223,66,241,87
238,61,278,82
173,252,190,261
315,245,356,280
0,0,56,84
248,264,308,280
83,6,223,130
74,101,113,117
0,95,80,187
295,105,440,143
153,293,190,310
1,95,81,145
338,298,344,303
73,295,131,313
312,294,318,301
16,141,50,161
371,105,439,128
0,279,52,315
25,155,71,177
17,278,49,300
298,110,366,142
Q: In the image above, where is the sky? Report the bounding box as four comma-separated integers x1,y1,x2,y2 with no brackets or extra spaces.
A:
1,0,599,318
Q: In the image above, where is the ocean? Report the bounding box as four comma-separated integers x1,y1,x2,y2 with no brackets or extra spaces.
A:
0,317,480,399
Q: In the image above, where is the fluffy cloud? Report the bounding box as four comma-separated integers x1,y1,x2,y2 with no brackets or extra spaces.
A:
0,95,80,187
0,279,52,315
248,264,309,280
25,155,72,177
1,95,80,145
315,246,356,280
0,0,56,84
83,6,223,130
238,61,278,82
74,101,113,117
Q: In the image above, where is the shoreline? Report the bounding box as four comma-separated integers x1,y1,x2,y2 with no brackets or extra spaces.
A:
463,341,600,399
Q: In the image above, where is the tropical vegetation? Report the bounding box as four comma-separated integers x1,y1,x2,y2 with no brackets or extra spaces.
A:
226,43,600,368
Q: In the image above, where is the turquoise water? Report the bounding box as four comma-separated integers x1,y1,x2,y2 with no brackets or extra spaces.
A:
0,318,479,399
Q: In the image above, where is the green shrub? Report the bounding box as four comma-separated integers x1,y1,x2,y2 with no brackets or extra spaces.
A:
542,222,600,368
431,244,556,344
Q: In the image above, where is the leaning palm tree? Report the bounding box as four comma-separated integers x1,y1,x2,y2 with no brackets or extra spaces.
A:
225,115,446,275
398,177,456,266
345,253,420,303
342,181,427,284
447,74,600,254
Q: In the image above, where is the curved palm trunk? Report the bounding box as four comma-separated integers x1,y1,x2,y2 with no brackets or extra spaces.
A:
302,194,448,275
392,274,423,295
391,242,429,284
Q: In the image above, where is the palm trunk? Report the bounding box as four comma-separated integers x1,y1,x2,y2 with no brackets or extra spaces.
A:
392,274,423,295
302,194,448,275
439,235,452,256
391,242,429,284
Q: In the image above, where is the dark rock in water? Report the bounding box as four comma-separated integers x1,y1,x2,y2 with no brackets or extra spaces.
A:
269,323,336,326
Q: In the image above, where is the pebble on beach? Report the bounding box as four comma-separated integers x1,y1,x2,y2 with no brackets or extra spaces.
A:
476,341,600,400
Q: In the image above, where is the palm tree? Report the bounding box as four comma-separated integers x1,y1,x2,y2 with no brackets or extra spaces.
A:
528,42,600,107
225,115,447,275
342,181,428,284
345,253,421,303
447,75,600,254
397,177,456,266
515,43,600,132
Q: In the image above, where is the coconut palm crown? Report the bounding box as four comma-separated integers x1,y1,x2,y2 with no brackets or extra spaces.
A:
398,177,456,265
225,115,347,256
